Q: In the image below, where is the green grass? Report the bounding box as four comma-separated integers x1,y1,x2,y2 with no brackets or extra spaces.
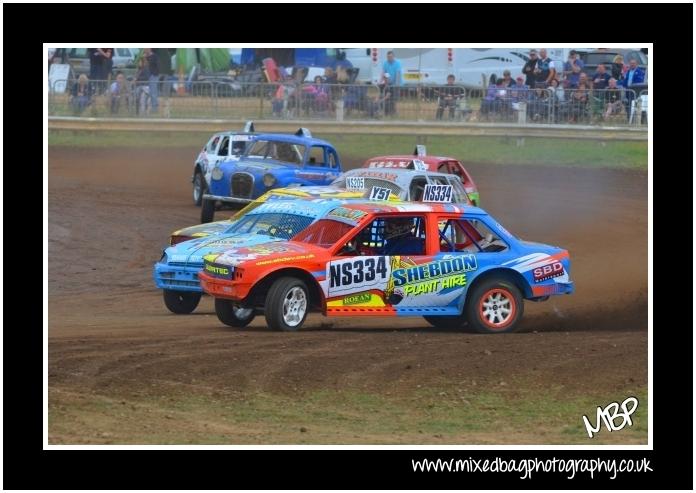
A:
48,130,647,169
49,385,648,445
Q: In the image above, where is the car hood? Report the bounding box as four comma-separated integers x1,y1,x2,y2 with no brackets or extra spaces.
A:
222,158,299,173
204,241,324,268
166,232,281,265
172,219,234,239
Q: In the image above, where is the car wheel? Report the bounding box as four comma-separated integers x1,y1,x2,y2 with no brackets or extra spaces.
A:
265,277,309,331
163,290,201,314
193,171,206,206
466,279,523,334
201,198,215,223
214,299,255,328
423,315,465,330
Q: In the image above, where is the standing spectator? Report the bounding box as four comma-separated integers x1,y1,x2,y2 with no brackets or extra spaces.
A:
70,74,93,115
522,49,538,88
435,74,465,120
592,64,611,90
324,67,338,85
102,48,114,84
548,78,566,122
534,48,556,87
621,58,645,115
603,78,624,120
134,56,151,115
479,74,499,120
611,54,626,81
143,48,160,113
622,58,645,87
109,71,129,114
381,51,402,86
88,48,102,82
562,50,584,83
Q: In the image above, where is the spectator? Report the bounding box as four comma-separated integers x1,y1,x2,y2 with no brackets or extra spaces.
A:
382,50,402,86
510,76,529,103
621,58,645,114
578,72,590,89
109,71,129,114
332,50,353,71
568,82,589,122
548,78,566,122
323,67,338,85
479,74,499,119
134,56,151,115
143,48,160,113
562,50,584,82
592,64,611,90
435,74,465,120
534,48,556,86
611,54,626,81
102,48,114,83
309,75,330,112
567,63,583,88
603,78,624,120
380,74,396,116
528,85,550,122
367,74,395,118
70,74,93,115
500,69,516,87
622,58,645,88
522,49,538,88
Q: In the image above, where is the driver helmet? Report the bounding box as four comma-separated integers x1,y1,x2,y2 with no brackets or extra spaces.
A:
384,217,413,240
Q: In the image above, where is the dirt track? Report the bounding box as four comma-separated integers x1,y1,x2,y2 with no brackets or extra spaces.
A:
48,146,648,443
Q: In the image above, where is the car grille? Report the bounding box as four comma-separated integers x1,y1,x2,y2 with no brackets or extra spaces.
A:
231,173,254,198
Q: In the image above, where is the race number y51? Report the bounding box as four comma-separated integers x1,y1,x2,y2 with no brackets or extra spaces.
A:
369,186,392,201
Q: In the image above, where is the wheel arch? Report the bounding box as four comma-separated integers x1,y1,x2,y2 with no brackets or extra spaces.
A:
247,267,324,310
466,267,531,305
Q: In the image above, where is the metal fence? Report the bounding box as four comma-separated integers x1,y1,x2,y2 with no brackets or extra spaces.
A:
49,79,647,126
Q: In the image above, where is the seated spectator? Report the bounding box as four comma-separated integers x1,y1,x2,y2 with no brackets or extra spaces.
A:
603,78,624,120
309,75,330,112
548,78,566,122
70,74,93,115
568,82,589,122
479,74,499,119
566,63,583,88
367,75,395,118
500,69,516,87
134,56,151,115
323,67,338,85
343,84,368,115
527,86,550,122
434,74,465,120
109,71,129,114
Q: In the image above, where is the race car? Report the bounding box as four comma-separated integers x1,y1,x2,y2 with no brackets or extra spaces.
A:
169,167,470,246
362,145,480,205
192,121,258,206
201,128,343,223
154,194,399,314
199,202,573,333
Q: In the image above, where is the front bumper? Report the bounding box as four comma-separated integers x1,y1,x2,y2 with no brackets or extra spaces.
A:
198,271,251,301
202,193,253,205
153,261,204,292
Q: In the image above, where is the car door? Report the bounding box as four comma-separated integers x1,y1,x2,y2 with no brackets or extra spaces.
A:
326,215,445,313
305,145,338,185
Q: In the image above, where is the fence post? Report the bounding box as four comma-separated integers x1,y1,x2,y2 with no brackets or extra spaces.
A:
259,83,265,119
517,101,526,124
336,98,344,121
416,85,422,121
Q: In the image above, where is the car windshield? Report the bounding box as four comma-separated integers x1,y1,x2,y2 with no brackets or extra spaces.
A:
292,219,354,249
225,212,315,240
245,139,305,165
331,175,404,198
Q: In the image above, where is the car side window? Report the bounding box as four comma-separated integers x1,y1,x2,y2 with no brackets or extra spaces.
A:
409,177,428,201
438,219,508,253
340,216,426,256
218,136,230,156
207,136,220,153
328,149,338,168
308,146,326,166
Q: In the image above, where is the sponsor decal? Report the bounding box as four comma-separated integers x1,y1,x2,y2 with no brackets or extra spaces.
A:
296,172,327,180
343,292,372,305
368,186,392,201
255,254,315,266
204,262,233,279
328,207,368,222
533,261,564,282
345,176,365,191
367,160,410,169
353,169,399,181
246,243,290,254
232,135,251,141
422,184,453,203
385,255,477,302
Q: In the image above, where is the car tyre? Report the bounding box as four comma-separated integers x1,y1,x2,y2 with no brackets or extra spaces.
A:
201,198,215,223
466,278,523,334
193,171,206,206
215,299,255,328
265,277,309,331
163,290,201,314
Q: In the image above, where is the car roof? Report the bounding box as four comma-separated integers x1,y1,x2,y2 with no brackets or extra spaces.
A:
252,133,333,147
364,155,460,167
344,168,456,179
330,201,485,217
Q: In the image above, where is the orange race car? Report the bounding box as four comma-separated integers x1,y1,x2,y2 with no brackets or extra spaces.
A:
199,201,573,334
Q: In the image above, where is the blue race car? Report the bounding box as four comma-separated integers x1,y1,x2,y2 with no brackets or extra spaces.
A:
154,197,354,315
200,128,342,222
